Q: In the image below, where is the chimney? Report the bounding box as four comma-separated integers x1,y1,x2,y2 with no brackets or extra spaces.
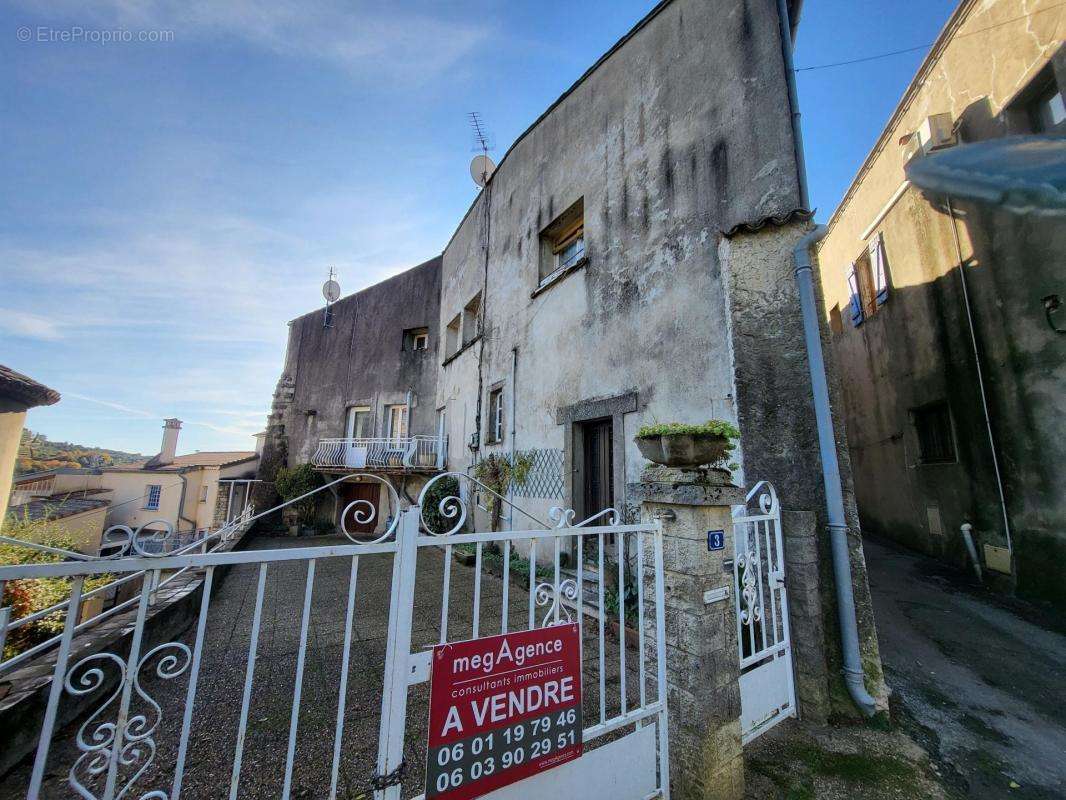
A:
158,418,182,465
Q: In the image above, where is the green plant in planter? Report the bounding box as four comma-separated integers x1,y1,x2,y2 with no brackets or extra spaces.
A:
274,463,325,529
473,452,534,531
635,419,740,470
635,420,740,440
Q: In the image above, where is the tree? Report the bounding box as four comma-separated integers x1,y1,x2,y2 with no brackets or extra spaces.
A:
274,463,325,527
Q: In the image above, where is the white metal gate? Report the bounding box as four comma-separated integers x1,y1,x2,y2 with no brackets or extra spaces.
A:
732,481,796,743
0,471,669,799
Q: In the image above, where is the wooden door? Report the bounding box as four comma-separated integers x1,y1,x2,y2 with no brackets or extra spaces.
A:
338,481,379,537
582,418,614,520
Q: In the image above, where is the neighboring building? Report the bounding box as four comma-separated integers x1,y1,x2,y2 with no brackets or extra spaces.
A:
259,257,442,534
10,418,261,551
4,494,110,555
0,366,59,527
261,0,889,724
815,0,1065,605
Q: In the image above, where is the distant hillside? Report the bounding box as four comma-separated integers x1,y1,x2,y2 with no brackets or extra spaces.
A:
16,429,144,476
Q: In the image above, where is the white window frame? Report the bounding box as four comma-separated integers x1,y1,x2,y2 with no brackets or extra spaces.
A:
386,404,408,440
346,405,371,439
413,332,429,351
145,484,162,511
487,388,504,443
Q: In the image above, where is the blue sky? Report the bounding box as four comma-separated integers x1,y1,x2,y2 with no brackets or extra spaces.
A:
2,0,957,456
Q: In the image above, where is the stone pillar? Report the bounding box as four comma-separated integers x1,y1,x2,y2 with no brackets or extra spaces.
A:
630,466,747,800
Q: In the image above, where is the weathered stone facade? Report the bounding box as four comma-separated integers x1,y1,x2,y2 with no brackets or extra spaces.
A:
816,0,1066,607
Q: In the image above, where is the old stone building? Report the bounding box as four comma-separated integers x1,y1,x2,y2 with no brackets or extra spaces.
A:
816,0,1065,608
258,0,888,789
259,256,443,532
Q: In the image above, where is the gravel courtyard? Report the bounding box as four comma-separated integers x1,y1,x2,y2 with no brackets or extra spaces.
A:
5,535,642,799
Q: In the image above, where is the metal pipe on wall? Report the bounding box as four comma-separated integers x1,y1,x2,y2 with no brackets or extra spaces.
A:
946,198,1013,556
776,0,810,210
793,226,877,717
508,347,518,529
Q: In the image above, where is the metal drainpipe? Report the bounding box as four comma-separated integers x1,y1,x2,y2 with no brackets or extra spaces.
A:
776,0,810,211
793,225,877,717
508,347,518,529
946,198,1013,556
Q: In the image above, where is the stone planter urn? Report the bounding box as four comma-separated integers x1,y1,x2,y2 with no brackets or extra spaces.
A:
634,421,738,470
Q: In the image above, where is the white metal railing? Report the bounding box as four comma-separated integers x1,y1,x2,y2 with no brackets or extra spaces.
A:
0,504,256,675
0,470,669,800
312,434,447,470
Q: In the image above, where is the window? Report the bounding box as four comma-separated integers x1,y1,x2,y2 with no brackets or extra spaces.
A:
199,485,209,503
486,387,504,444
386,404,408,440
403,327,429,352
462,292,481,347
346,406,371,439
539,198,585,285
445,314,461,356
913,402,956,464
1031,76,1066,133
845,233,890,326
145,484,162,510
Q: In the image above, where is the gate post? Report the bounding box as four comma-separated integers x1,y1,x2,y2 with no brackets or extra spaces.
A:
630,466,746,800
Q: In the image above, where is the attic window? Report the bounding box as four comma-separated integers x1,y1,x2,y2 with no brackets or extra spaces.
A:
462,292,481,346
539,198,585,285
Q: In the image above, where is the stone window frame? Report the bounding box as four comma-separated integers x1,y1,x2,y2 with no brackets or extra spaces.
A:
555,392,637,518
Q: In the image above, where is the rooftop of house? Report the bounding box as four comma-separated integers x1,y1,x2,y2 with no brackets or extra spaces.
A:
0,364,60,409
117,451,259,471
7,495,111,524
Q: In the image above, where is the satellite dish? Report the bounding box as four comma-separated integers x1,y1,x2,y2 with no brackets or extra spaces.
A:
470,154,496,187
322,278,341,303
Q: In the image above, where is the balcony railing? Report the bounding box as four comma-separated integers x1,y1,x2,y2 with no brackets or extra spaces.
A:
312,435,447,471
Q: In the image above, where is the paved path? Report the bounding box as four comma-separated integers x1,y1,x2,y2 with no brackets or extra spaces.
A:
866,538,1066,799
6,536,638,799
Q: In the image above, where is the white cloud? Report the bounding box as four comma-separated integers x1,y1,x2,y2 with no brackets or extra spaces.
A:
24,0,492,83
0,309,63,341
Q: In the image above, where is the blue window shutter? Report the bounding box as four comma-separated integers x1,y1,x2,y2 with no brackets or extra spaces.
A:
846,263,864,326
872,233,889,305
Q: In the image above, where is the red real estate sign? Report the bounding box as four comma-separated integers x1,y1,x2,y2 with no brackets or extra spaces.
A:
425,623,583,800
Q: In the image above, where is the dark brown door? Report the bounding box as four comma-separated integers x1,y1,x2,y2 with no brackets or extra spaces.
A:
339,481,379,537
582,418,614,520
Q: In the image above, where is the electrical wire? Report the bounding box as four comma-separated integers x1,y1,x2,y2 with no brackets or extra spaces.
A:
795,3,1064,73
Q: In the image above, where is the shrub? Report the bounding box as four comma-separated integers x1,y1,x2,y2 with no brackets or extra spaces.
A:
274,463,325,526
635,420,740,440
0,514,113,659
422,476,461,535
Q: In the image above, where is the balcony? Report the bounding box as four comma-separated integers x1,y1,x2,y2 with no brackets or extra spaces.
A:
311,435,448,472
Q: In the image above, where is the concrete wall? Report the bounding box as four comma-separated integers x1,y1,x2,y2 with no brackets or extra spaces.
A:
437,0,802,532
816,0,1066,606
0,410,27,528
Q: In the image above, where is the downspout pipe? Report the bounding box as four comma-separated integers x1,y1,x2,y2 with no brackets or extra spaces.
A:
793,225,877,717
776,0,810,210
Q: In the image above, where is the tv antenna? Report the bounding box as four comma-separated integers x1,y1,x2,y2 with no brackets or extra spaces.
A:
322,267,340,328
468,111,496,187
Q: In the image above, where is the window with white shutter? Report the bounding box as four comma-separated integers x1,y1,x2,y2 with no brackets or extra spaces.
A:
870,233,890,305
846,263,864,326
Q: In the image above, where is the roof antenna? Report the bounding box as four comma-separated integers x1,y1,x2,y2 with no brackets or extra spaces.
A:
322,266,340,329
468,111,496,188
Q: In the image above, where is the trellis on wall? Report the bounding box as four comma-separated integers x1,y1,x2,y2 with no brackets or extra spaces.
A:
510,448,565,499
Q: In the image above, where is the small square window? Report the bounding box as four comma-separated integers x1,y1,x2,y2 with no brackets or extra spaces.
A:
540,198,586,285
1030,76,1066,133
445,314,461,356
200,485,209,503
145,484,162,510
913,402,956,464
403,327,429,352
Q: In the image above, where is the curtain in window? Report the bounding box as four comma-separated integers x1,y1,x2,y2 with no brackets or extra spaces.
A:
846,263,864,326
870,233,890,305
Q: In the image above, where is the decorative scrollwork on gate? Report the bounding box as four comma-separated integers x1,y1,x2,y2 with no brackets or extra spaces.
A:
737,546,763,626
534,579,579,627
548,506,621,528
338,475,402,544
65,643,191,799
417,471,551,536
